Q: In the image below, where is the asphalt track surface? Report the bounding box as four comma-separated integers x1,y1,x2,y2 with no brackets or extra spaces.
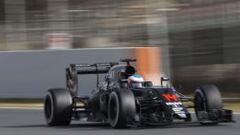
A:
0,109,239,135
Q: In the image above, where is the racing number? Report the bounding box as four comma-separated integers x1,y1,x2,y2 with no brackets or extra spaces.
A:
162,94,177,102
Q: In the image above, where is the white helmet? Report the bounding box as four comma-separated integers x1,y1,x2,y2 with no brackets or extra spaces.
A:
128,74,144,88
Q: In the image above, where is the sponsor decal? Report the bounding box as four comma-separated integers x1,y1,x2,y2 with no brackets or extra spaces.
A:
172,107,183,112
166,102,184,113
162,94,177,102
166,102,182,105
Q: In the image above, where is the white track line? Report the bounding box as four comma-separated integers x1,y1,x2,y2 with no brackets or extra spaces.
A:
0,107,42,110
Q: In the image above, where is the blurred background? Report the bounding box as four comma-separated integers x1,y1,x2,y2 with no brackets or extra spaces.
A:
0,0,239,97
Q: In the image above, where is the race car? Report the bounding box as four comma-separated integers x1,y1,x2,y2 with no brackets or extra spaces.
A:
44,59,233,128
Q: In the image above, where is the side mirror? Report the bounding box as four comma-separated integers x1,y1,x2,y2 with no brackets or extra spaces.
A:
160,77,170,87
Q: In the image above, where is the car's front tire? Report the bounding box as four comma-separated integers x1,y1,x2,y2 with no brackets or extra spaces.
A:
44,88,72,126
194,85,223,125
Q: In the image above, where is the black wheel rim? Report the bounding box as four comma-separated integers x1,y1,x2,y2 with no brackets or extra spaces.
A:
44,95,52,120
194,92,206,114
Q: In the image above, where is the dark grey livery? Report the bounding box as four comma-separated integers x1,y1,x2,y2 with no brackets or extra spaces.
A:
44,59,233,128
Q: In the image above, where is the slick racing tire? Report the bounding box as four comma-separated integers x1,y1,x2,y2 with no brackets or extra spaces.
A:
108,89,136,128
44,88,72,126
194,85,223,125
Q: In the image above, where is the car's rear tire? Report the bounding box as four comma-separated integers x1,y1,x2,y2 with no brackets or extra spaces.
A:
108,89,136,128
194,85,223,125
44,88,72,126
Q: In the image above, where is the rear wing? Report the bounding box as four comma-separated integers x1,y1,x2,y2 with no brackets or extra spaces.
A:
66,63,118,96
68,63,118,74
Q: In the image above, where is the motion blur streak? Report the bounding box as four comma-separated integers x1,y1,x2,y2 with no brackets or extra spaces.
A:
135,47,161,85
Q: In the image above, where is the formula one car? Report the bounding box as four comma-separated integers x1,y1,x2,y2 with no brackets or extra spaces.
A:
44,59,233,128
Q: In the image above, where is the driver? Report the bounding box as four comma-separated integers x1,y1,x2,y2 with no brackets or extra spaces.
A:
128,74,144,88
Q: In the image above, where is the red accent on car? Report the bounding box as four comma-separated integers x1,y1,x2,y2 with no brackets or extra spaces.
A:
162,94,177,102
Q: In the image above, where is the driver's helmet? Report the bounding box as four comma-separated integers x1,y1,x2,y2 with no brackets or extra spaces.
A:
125,66,136,78
128,74,144,88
